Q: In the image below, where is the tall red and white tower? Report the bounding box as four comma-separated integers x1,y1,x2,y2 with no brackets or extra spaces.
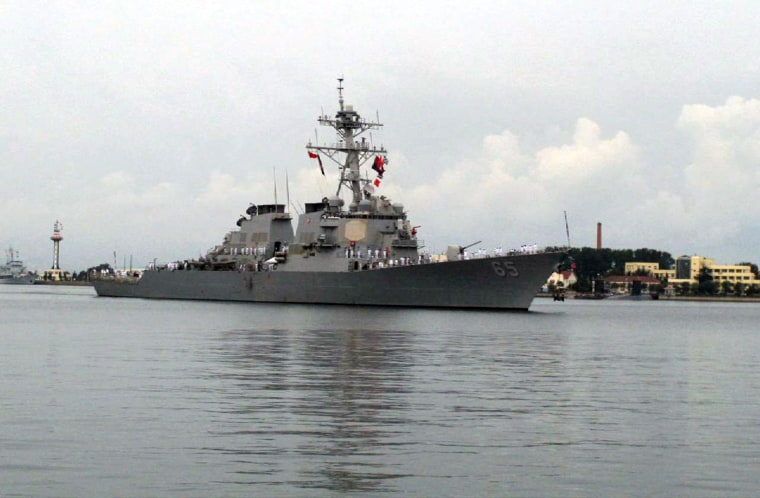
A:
50,220,63,269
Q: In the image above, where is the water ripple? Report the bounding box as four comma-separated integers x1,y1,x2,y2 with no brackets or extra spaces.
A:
3,290,760,496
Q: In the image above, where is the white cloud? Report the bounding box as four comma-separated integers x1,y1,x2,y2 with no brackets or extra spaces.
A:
678,97,760,198
391,119,640,253
535,119,636,183
98,171,181,208
656,96,760,255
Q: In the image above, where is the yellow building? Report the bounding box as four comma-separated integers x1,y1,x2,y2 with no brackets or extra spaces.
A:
669,255,760,288
624,262,660,274
625,261,676,281
709,264,760,286
625,256,760,290
653,268,676,280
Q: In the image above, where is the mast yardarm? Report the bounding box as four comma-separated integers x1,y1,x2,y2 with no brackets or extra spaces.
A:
306,78,386,207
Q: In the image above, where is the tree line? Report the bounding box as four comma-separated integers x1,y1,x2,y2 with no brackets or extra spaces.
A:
546,246,760,296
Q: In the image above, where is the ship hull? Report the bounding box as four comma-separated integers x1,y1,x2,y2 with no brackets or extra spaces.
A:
94,252,560,310
0,275,36,285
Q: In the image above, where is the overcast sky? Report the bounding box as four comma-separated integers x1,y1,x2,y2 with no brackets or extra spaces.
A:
3,1,760,271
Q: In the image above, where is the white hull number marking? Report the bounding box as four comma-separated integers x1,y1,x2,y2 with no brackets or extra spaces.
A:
492,260,519,277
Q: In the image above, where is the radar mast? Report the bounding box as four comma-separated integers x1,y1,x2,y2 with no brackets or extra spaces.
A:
306,78,386,209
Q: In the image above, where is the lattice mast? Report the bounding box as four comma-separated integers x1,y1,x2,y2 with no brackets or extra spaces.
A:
306,78,386,208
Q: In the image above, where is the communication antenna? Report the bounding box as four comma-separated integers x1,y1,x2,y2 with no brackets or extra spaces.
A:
337,76,344,111
564,210,571,247
285,170,291,214
273,167,278,206
291,200,303,215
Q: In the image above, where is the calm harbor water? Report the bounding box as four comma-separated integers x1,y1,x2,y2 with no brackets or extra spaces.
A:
2,285,759,497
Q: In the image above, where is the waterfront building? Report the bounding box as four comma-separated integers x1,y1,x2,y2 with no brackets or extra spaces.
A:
625,261,675,281
624,256,760,293
546,270,577,290
652,268,676,280
666,255,760,289
624,262,660,275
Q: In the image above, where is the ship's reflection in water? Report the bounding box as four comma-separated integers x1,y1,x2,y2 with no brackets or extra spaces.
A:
204,327,415,493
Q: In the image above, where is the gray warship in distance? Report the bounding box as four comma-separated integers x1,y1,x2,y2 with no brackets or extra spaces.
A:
0,247,36,285
94,80,563,309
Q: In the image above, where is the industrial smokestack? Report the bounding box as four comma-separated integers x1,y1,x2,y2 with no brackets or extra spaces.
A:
597,222,602,250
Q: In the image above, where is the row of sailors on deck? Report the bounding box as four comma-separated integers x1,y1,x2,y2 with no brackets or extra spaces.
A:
345,246,431,266
238,262,275,272
149,261,187,271
339,246,541,262
225,246,286,256
518,244,540,254
462,245,539,257
345,247,391,260
219,244,538,260
459,245,540,259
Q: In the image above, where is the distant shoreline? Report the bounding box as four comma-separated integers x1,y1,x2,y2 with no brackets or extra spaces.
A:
34,281,93,287
538,292,760,303
656,295,760,303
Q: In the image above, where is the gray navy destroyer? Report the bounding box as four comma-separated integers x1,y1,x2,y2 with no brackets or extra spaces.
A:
94,81,563,309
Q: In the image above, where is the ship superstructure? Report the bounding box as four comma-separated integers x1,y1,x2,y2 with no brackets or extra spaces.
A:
0,247,36,285
198,78,418,274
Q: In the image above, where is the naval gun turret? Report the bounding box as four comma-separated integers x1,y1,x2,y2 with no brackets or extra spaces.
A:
445,240,482,261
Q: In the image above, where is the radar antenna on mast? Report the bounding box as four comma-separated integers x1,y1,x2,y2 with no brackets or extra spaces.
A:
305,77,387,207
285,170,291,214
273,167,277,207
337,77,344,111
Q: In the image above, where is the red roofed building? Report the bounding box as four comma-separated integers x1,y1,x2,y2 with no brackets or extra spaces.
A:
546,270,578,290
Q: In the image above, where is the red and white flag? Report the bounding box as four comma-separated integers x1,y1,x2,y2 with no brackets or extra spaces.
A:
308,151,324,176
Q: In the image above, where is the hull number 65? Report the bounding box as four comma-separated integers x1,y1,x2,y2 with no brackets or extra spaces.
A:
491,261,519,277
